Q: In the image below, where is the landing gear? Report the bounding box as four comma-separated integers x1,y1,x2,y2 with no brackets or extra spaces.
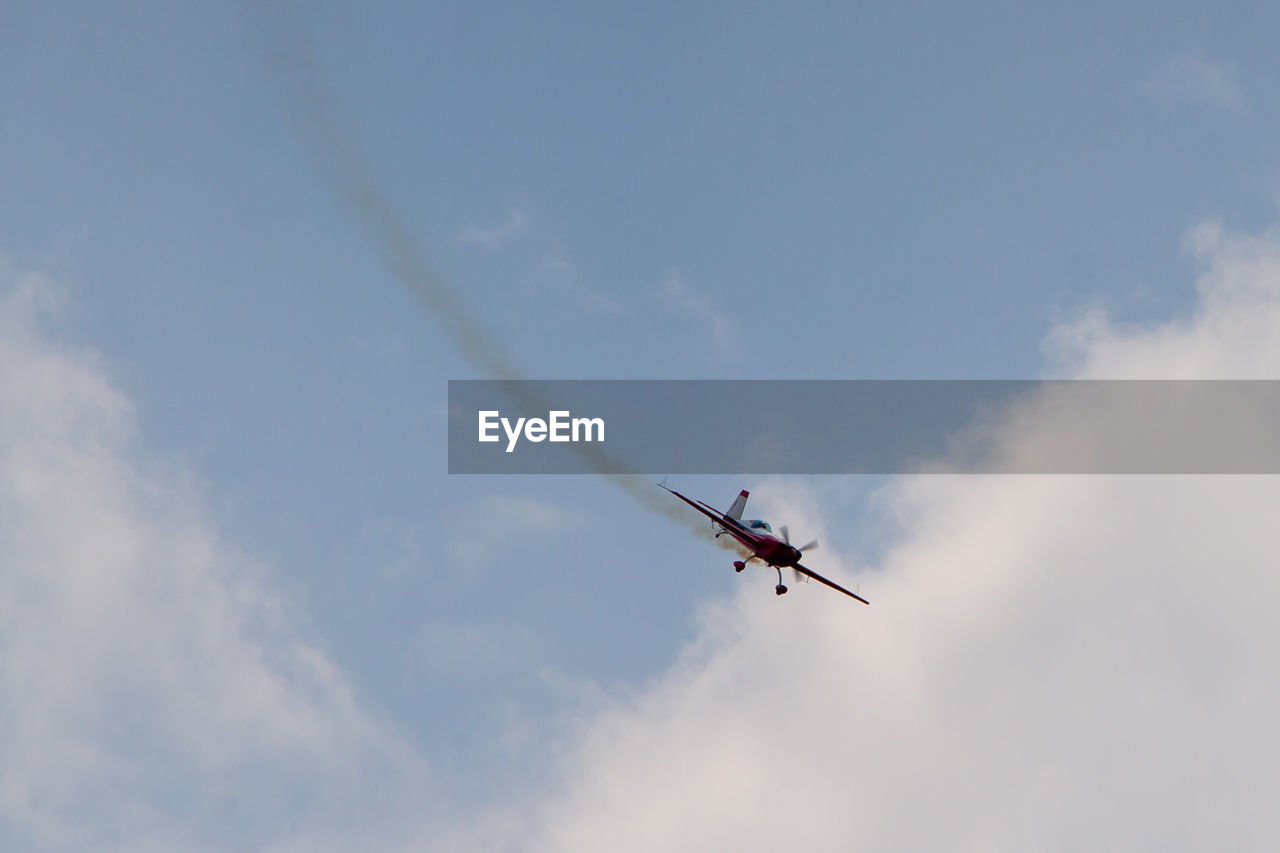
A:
733,560,792,597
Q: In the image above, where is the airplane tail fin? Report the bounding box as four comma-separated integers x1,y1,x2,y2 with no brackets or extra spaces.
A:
726,489,749,521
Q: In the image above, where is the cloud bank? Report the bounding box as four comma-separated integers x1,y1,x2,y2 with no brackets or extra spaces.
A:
0,266,431,851
517,222,1280,851
7,213,1280,851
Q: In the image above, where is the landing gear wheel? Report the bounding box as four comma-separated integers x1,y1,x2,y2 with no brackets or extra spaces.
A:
733,561,746,572
775,584,788,596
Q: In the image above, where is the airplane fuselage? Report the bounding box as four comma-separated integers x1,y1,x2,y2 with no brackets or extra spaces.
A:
717,519,803,567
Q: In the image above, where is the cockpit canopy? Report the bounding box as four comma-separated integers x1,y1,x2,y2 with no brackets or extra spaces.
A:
746,519,772,533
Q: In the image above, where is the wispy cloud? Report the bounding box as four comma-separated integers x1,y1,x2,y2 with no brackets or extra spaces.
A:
660,274,738,355
458,208,530,249
1136,52,1247,114
542,254,624,315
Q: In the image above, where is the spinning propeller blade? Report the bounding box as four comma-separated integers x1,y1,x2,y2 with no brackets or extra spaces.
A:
781,525,818,553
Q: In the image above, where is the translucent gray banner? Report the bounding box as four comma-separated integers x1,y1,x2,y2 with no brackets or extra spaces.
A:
447,380,1280,474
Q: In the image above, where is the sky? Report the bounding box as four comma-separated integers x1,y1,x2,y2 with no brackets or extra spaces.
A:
3,1,1280,849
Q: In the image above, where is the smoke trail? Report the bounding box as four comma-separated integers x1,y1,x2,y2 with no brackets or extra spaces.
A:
247,3,743,553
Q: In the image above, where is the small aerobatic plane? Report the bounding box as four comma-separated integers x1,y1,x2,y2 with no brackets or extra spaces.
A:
660,484,870,605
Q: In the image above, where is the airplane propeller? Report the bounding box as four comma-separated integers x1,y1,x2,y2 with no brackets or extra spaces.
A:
780,525,819,554
781,525,819,586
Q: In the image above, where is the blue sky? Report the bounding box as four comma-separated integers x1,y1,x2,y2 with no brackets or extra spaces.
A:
4,2,1280,849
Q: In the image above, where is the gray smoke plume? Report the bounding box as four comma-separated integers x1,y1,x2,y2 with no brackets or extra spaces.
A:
248,3,743,552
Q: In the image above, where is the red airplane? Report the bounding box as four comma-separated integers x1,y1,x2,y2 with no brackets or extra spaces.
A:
661,484,870,605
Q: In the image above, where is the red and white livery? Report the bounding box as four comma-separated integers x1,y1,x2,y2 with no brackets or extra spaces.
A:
661,484,869,604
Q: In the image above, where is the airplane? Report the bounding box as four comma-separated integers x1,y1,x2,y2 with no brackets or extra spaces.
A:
660,484,870,605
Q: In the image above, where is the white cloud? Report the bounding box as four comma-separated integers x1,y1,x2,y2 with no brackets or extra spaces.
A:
511,222,1280,851
1047,221,1280,378
661,274,739,356
0,263,433,851
458,208,530,249
1137,52,1247,114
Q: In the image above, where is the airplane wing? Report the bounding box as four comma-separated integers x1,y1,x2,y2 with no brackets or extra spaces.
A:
661,484,758,541
792,563,870,605
660,484,733,525
695,499,724,515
